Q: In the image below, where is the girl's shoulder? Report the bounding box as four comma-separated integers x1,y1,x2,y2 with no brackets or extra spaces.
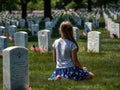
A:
54,38,74,44
54,38,62,42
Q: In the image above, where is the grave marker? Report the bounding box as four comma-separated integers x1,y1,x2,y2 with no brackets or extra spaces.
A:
8,25,17,38
87,31,101,52
0,36,7,52
84,22,92,33
38,29,51,52
14,31,28,48
0,26,5,36
73,27,80,41
3,46,29,90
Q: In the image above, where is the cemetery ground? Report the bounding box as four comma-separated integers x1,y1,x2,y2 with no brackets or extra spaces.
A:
0,15,120,90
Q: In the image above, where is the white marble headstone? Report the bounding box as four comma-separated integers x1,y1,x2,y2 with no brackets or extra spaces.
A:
8,25,17,38
0,26,5,36
73,27,80,41
14,31,28,48
84,22,92,33
45,21,53,33
0,36,7,52
87,31,101,52
31,24,39,36
19,19,25,28
38,29,51,51
3,46,29,90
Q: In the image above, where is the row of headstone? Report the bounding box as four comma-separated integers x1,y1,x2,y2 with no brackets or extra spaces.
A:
70,10,100,35
108,9,119,20
51,10,63,28
0,28,55,53
1,13,21,29
64,11,70,21
1,10,64,90
0,31,28,54
103,12,120,38
26,14,43,36
0,12,43,36
71,11,82,27
45,10,62,35
0,10,63,37
70,10,101,52
0,29,29,89
0,24,17,40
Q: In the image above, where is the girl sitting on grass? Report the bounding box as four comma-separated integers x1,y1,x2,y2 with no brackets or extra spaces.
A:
48,21,94,81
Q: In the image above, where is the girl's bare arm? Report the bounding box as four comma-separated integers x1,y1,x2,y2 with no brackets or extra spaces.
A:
71,48,83,69
53,49,56,63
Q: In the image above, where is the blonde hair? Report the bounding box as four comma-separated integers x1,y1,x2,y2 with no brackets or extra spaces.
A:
59,21,79,51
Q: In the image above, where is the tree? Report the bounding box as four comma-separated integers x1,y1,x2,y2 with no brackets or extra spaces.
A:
97,0,108,9
0,3,2,12
44,0,52,19
0,0,38,19
14,0,37,20
63,0,72,6
73,0,83,10
87,0,92,11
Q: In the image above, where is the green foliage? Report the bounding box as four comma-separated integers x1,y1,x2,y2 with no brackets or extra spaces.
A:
1,0,120,11
28,1,44,10
65,1,77,9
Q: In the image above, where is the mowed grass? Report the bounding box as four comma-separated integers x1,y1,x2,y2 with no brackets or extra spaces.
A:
0,14,120,90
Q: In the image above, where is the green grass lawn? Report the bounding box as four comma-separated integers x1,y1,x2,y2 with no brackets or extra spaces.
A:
0,13,120,90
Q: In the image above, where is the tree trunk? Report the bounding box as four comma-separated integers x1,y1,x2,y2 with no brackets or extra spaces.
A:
103,0,108,10
88,0,92,12
21,3,27,20
44,0,52,19
0,3,2,12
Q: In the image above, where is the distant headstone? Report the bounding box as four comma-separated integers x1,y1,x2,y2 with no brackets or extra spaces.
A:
34,17,41,24
110,22,120,38
0,26,5,36
3,46,29,90
38,29,51,52
87,31,101,52
45,21,53,33
113,14,117,20
84,22,92,33
11,20,18,27
92,17,99,27
84,16,89,23
5,21,10,30
31,24,39,36
27,20,34,30
73,27,80,41
19,19,25,28
0,36,7,52
8,25,17,38
14,31,28,48
45,17,50,22
115,23,120,38
65,13,69,21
